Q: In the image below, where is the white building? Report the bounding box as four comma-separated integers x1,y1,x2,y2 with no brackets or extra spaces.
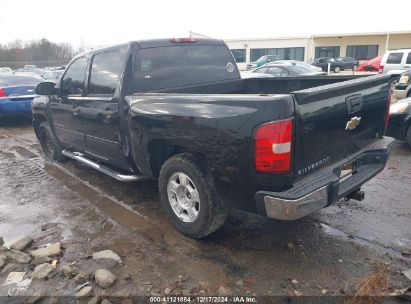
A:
191,31,411,70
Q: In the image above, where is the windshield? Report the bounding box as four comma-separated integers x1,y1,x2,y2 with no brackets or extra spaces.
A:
288,65,319,74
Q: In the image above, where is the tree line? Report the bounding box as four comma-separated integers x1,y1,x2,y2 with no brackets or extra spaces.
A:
0,38,76,69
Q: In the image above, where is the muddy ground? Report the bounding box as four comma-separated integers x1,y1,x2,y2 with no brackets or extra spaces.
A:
0,118,410,303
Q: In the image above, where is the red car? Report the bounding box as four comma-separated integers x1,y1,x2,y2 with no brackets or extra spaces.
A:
357,55,383,72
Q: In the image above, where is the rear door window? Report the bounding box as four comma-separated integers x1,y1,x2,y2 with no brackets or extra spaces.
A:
88,51,122,96
134,44,239,91
406,52,411,64
386,52,404,64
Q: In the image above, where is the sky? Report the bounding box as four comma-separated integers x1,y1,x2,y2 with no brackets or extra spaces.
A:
1,0,411,48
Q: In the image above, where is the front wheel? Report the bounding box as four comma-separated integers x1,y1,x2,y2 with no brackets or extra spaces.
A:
38,121,67,162
159,154,227,239
353,64,358,71
334,66,341,73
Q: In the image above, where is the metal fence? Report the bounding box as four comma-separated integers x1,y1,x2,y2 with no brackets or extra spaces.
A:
0,59,71,69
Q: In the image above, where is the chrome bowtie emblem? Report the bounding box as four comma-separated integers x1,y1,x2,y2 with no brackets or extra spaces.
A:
345,116,361,130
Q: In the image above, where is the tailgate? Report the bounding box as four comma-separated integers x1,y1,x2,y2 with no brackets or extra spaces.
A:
292,74,390,180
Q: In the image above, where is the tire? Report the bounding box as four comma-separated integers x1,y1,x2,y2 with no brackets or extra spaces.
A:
406,88,411,98
38,121,67,162
334,66,341,73
353,64,358,71
406,126,411,149
159,153,227,239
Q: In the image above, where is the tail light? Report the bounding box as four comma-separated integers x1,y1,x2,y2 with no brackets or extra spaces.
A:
254,119,293,174
170,38,196,43
378,65,384,74
0,88,8,99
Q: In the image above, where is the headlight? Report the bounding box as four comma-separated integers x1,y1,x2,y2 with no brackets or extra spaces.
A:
389,102,408,114
399,75,410,84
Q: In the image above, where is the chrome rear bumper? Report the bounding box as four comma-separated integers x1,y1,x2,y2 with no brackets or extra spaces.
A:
263,186,328,220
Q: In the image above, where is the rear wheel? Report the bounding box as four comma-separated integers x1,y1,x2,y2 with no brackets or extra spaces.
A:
353,64,358,71
159,153,227,238
334,66,341,73
38,122,67,162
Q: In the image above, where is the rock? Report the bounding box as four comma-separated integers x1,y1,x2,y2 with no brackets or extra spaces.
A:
87,296,99,304
30,242,61,258
121,300,133,304
75,286,93,298
74,272,93,284
402,268,411,281
165,287,172,295
92,250,122,264
294,290,303,297
217,285,232,296
101,300,112,304
0,237,3,246
142,280,153,285
0,246,8,252
95,269,116,289
6,249,31,264
25,293,45,304
113,288,132,298
291,279,298,284
235,279,244,286
1,263,25,274
32,263,53,279
30,256,51,266
61,264,75,278
10,236,34,251
0,258,5,269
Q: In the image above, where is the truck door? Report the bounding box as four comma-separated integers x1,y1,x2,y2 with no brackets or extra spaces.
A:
50,56,87,151
80,49,131,171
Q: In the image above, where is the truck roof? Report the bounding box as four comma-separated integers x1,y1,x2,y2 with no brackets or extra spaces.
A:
73,38,226,60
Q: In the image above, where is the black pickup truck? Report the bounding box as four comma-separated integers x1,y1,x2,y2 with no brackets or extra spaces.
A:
32,38,393,238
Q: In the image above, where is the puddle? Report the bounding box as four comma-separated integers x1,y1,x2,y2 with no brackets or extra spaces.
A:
44,162,201,255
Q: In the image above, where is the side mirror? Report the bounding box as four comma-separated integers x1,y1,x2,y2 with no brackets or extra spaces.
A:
36,82,55,96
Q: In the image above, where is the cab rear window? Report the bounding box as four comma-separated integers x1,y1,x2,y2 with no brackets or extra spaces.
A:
134,45,238,91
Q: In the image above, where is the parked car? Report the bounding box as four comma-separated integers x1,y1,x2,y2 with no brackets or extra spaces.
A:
42,69,65,83
272,60,323,73
33,38,393,239
252,62,327,76
22,65,38,72
240,71,273,78
246,55,280,70
0,67,13,73
312,57,344,73
0,73,43,117
380,49,411,75
357,55,383,72
386,98,411,148
337,57,359,70
393,71,411,99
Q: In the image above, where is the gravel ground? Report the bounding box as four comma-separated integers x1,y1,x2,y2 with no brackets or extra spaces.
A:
0,118,410,303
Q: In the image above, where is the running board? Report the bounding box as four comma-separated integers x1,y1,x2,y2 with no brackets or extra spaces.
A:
62,150,144,182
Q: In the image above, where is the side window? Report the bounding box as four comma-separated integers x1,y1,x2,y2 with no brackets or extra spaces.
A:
266,67,282,77
61,57,87,95
89,51,122,95
386,52,404,64
406,53,411,65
